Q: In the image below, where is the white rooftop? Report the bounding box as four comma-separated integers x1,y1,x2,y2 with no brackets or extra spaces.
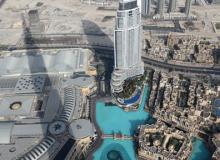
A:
11,124,48,137
120,0,136,2
69,119,95,140
63,76,95,88
0,95,35,118
0,49,90,76
0,122,14,144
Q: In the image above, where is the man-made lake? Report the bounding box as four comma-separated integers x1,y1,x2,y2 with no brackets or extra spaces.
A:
93,86,211,160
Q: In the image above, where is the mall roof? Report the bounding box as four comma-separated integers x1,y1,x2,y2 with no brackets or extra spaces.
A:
63,76,95,88
69,119,95,140
15,75,46,94
0,49,89,75
60,87,81,122
0,122,14,144
43,88,61,122
11,124,48,137
0,95,35,117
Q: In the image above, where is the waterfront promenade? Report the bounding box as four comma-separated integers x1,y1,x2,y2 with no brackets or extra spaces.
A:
88,83,212,160
91,85,150,160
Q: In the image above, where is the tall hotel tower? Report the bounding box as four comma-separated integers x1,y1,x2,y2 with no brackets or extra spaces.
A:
111,0,144,93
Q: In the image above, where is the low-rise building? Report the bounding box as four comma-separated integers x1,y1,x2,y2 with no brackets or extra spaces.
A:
138,120,192,160
0,48,97,160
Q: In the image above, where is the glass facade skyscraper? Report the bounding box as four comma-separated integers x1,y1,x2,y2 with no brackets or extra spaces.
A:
111,0,144,93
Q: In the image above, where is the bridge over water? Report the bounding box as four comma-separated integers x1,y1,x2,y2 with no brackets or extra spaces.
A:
101,133,134,140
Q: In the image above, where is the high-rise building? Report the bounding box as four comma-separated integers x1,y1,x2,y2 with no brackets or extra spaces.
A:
111,0,144,93
168,0,176,13
141,0,151,17
212,0,220,4
185,0,192,17
137,0,142,8
28,10,43,34
157,0,164,17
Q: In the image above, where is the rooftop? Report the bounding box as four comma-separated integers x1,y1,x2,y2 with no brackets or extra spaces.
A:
63,76,96,88
15,75,46,94
0,95,35,118
0,122,14,144
69,119,95,140
0,48,90,76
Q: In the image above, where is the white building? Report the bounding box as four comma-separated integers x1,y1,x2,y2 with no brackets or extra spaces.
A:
141,0,151,17
168,0,176,13
111,0,144,93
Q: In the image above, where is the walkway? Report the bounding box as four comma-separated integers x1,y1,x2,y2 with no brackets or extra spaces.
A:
101,134,134,140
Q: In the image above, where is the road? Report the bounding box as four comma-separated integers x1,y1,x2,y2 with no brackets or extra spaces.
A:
13,33,220,76
142,56,220,75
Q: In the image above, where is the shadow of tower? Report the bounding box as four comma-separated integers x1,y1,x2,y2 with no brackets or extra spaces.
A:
82,20,114,95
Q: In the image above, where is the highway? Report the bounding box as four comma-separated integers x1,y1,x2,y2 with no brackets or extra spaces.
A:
13,33,220,76
142,57,220,75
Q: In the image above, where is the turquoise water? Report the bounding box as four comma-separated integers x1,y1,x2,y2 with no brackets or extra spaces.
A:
93,85,212,160
190,138,212,160
93,139,136,160
93,85,149,160
95,85,150,136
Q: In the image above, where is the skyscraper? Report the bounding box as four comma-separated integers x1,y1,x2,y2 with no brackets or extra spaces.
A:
168,0,176,13
111,0,144,93
141,0,151,17
28,10,43,34
185,0,192,17
157,0,164,17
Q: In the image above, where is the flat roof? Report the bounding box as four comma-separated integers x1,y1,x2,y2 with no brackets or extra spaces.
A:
11,124,48,137
0,95,35,117
15,75,46,94
63,76,95,88
0,49,89,75
0,122,14,144
69,119,95,140
43,88,61,122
